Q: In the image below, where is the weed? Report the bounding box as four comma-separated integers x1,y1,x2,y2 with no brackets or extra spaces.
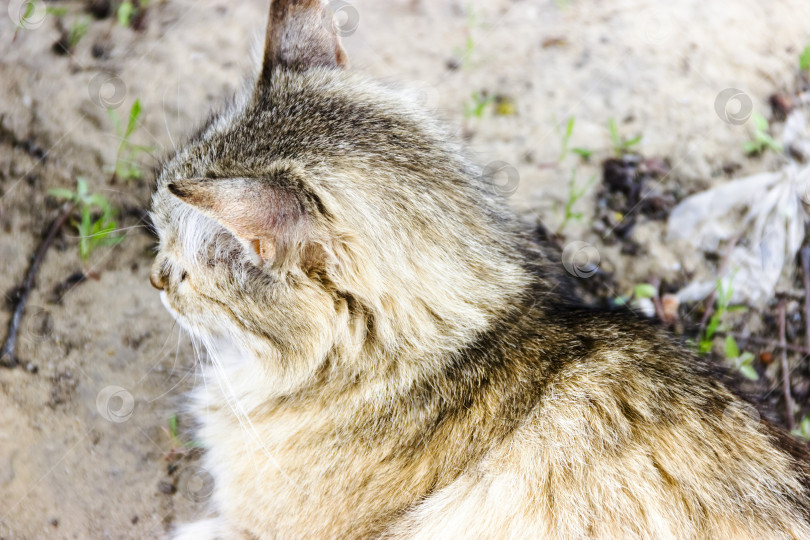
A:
554,117,592,161
800,45,810,71
117,1,145,27
743,112,783,156
14,2,36,31
13,5,68,40
792,415,810,441
67,17,89,50
557,168,596,233
48,178,123,262
557,117,576,162
608,118,642,156
164,414,201,461
724,334,757,381
454,4,481,70
108,99,151,181
697,277,757,380
571,147,593,160
464,91,494,119
46,7,69,17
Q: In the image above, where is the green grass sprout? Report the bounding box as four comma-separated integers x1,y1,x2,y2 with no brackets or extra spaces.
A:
608,118,642,156
48,178,124,261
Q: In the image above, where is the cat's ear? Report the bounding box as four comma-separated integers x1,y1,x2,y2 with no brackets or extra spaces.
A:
259,0,349,81
167,175,313,265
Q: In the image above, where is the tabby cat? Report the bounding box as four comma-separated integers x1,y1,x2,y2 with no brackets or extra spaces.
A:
149,1,810,538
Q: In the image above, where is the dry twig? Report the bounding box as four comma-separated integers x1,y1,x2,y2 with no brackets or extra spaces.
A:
778,299,795,431
1,203,74,368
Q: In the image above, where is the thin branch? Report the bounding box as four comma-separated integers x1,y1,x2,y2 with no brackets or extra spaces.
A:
1,202,75,368
778,299,795,431
730,333,810,356
801,246,810,353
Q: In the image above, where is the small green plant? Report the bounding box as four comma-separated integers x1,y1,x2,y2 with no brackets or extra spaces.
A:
800,45,810,71
464,91,494,119
792,415,810,441
13,5,68,40
67,17,90,50
48,178,124,261
571,147,593,160
699,277,734,353
557,169,596,233
614,283,658,307
117,1,134,26
743,112,783,155
724,334,757,381
14,2,36,30
164,414,201,460
555,117,591,162
108,99,151,181
608,118,642,156
117,1,149,27
697,278,756,380
453,4,481,70
557,117,576,162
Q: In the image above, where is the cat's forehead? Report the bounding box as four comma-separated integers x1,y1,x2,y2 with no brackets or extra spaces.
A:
158,69,431,185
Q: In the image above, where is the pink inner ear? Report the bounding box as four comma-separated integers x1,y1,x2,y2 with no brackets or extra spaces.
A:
221,189,308,261
169,178,310,263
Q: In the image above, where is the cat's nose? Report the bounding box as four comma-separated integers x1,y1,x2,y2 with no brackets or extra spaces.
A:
150,260,167,291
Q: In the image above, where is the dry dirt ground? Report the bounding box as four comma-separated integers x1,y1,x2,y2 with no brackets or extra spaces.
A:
1,0,809,538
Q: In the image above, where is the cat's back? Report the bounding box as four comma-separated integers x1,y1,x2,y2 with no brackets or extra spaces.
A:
386,309,810,539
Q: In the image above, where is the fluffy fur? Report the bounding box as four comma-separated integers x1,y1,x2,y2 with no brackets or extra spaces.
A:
150,1,810,538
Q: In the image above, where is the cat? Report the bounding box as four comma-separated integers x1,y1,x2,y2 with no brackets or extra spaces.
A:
149,0,810,538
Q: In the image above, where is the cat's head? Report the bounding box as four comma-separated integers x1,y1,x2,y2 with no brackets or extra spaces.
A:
150,0,530,388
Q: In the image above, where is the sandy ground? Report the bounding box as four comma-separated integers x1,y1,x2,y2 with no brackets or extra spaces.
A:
1,0,809,537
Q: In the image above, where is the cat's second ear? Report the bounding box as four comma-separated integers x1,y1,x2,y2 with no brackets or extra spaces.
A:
168,172,316,265
259,0,349,80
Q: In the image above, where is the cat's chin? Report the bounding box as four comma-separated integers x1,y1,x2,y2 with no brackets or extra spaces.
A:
159,291,180,319
160,291,202,339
